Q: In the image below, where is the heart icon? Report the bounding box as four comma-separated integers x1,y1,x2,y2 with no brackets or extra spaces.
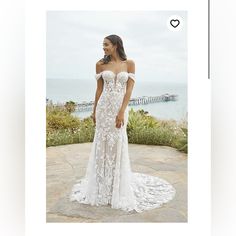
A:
170,19,180,28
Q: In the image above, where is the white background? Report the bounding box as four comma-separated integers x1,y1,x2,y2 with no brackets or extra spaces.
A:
3,0,236,235
25,0,210,235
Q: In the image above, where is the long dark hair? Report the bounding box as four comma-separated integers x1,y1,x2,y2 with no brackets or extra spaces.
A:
100,34,127,64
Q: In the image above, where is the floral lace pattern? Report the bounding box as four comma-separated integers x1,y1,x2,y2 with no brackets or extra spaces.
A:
69,71,176,213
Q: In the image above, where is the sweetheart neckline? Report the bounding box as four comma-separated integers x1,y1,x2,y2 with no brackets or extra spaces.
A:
101,70,128,76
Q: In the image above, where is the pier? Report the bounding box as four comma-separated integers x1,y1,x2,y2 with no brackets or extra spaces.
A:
46,93,178,112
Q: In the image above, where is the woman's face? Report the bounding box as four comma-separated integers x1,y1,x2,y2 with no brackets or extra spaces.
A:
103,38,116,56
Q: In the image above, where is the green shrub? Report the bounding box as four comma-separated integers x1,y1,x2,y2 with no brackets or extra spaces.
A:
46,104,188,154
46,104,80,131
65,101,76,113
127,108,188,153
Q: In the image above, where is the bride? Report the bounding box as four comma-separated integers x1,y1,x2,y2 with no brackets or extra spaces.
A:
70,34,176,213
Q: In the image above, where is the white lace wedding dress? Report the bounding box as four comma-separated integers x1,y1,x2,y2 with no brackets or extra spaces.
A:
69,70,176,213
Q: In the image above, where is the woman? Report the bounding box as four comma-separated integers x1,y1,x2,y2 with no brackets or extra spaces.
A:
70,34,176,213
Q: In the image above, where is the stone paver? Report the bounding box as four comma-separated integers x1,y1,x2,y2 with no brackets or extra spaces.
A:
46,143,187,223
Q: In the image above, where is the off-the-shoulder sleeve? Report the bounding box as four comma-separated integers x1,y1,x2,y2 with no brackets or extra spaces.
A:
95,72,103,81
128,72,135,82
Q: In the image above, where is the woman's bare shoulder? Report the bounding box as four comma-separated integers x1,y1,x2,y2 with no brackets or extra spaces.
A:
127,59,135,65
127,58,135,62
96,59,104,73
96,59,104,65
126,59,135,72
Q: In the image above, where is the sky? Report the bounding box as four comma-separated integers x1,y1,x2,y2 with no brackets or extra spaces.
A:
46,11,187,83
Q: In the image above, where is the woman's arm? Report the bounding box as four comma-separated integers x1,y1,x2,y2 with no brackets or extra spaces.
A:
93,61,104,115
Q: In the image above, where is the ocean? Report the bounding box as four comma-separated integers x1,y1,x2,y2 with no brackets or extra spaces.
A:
46,79,187,121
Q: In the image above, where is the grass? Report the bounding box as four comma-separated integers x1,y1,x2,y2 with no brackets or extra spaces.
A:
46,104,188,153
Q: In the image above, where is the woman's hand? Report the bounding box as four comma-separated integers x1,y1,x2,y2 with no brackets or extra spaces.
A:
116,110,124,128
92,112,96,124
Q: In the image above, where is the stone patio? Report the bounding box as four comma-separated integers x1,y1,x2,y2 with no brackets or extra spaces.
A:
46,143,187,223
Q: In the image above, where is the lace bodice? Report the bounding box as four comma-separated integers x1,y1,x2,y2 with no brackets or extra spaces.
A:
95,70,135,93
